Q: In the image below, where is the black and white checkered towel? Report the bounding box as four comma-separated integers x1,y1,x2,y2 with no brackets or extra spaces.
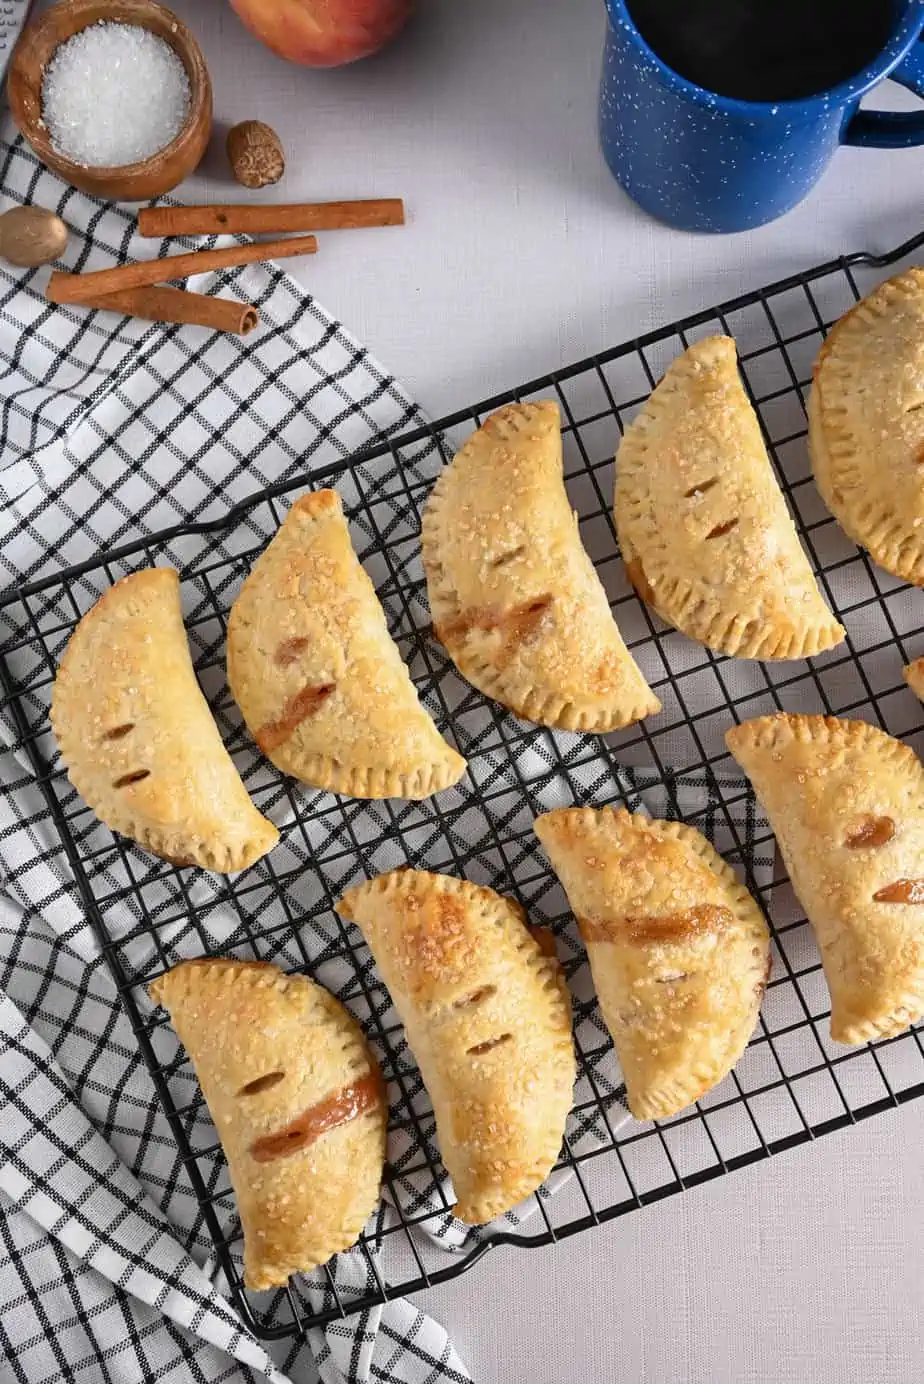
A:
0,125,472,1384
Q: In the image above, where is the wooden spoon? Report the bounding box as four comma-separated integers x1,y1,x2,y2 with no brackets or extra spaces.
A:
0,206,68,267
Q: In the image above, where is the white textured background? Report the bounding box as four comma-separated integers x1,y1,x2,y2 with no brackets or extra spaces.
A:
174,0,924,417
52,0,924,1377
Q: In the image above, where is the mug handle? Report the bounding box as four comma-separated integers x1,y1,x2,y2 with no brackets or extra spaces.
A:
845,40,924,147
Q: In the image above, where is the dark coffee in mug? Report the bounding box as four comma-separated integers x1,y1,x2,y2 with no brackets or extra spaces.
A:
626,0,896,102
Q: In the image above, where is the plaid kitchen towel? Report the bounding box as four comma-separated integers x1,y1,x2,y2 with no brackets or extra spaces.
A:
0,126,470,1384
0,124,779,1384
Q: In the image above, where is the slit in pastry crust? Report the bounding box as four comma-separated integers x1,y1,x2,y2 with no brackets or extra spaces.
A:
150,958,386,1289
337,869,575,1223
616,336,843,659
51,568,277,872
534,806,769,1121
809,269,924,585
228,490,466,800
422,401,660,731
727,713,924,1045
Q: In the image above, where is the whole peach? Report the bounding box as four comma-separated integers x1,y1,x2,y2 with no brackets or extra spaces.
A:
229,0,412,68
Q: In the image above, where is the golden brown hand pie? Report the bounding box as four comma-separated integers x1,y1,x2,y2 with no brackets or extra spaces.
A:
150,958,386,1290
616,336,843,659
336,869,575,1223
51,568,277,872
727,713,924,1045
905,658,924,702
809,268,924,584
422,401,660,731
534,806,769,1121
227,490,466,799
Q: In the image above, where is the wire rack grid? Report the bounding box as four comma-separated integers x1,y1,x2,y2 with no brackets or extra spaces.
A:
3,232,924,1343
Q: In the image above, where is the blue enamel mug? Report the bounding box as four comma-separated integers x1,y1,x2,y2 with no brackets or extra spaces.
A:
600,0,924,232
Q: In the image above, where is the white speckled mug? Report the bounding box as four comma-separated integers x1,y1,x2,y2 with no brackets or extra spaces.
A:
600,0,924,232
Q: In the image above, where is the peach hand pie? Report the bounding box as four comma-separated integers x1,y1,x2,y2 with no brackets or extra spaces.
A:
336,869,575,1223
616,336,843,659
150,958,386,1290
51,568,277,873
727,713,924,1045
534,806,770,1121
809,268,924,585
227,490,466,799
421,401,660,732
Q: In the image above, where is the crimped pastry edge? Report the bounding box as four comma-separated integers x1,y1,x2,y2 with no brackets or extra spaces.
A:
536,805,759,912
725,710,919,771
51,569,278,873
336,869,559,983
726,712,924,1047
151,957,386,1287
422,402,661,731
452,1160,565,1224
621,531,844,660
228,488,466,799
337,867,574,1222
808,269,924,586
615,336,844,660
534,806,770,1120
264,749,467,800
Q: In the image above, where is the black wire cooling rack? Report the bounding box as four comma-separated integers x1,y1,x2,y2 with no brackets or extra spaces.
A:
3,233,924,1343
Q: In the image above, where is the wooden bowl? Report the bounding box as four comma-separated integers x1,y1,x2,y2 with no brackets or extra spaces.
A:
7,0,212,202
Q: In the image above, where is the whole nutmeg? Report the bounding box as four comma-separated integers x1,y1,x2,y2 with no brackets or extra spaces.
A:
226,120,285,189
0,205,68,268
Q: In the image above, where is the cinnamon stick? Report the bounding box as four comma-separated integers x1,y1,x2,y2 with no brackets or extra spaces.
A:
68,286,259,334
45,235,319,306
138,198,405,239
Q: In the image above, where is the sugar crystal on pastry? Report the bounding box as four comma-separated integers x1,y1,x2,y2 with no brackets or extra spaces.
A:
151,958,387,1288
535,807,769,1120
337,869,575,1222
615,336,843,660
51,568,277,872
809,268,924,585
228,489,466,799
728,713,924,1045
423,401,660,731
